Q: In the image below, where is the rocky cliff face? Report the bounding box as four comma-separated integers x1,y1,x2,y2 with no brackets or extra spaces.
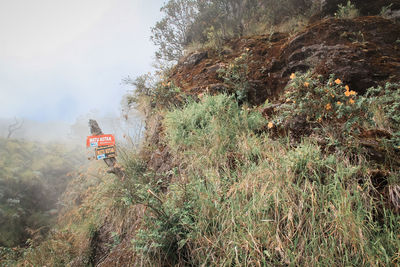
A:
170,16,400,105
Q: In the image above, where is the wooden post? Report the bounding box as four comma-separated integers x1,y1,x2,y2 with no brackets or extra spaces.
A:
89,119,125,180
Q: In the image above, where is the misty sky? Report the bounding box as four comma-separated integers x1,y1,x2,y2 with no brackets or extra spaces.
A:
0,0,164,123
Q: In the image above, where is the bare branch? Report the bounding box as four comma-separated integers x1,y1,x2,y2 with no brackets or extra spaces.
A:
7,117,24,139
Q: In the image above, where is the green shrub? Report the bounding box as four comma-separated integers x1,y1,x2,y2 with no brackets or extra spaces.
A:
380,3,393,19
217,51,251,102
203,25,225,51
365,82,400,150
335,1,359,19
125,73,188,113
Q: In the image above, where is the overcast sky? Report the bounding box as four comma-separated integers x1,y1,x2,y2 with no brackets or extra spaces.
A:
0,0,164,123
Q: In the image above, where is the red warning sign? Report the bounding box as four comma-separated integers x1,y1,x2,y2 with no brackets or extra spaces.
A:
86,134,115,148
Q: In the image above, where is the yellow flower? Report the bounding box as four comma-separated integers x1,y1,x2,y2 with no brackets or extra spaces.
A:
317,117,322,122
335,79,342,85
268,122,274,129
349,99,355,104
331,94,335,98
290,73,296,80
326,103,332,110
344,84,357,97
304,82,309,87
245,48,250,51
337,101,342,105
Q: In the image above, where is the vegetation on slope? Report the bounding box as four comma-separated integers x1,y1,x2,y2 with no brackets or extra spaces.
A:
6,1,400,266
128,77,400,265
151,0,400,62
12,78,400,266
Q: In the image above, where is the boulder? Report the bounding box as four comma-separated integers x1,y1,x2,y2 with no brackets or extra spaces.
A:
180,51,208,67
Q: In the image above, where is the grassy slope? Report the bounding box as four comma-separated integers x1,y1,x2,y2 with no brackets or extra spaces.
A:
12,79,400,266
132,90,400,266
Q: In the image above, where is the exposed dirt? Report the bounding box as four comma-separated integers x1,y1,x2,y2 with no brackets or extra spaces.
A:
170,16,400,105
92,205,146,267
89,226,113,266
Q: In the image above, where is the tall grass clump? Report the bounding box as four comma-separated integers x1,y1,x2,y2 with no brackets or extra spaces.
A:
131,94,265,265
164,93,265,155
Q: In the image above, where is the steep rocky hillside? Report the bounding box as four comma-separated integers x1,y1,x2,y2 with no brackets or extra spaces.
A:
170,16,400,104
102,14,400,267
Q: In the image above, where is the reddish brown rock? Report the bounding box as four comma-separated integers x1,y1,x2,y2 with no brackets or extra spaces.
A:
170,16,400,105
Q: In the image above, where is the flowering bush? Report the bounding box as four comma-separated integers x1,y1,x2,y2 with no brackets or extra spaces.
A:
283,72,371,131
269,72,400,150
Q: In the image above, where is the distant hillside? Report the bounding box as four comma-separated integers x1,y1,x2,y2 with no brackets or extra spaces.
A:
0,138,84,248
